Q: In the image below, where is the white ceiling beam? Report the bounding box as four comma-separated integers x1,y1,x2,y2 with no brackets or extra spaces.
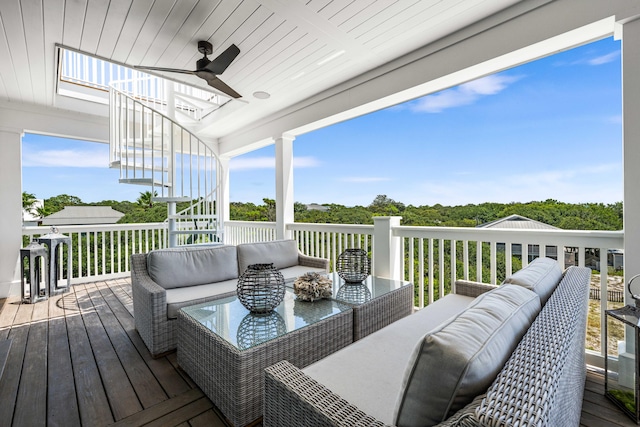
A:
218,0,639,156
0,100,109,143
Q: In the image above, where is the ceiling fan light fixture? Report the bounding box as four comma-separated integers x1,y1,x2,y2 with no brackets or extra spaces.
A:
253,91,270,99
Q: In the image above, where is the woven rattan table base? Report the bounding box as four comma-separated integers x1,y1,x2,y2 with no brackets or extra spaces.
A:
177,308,353,427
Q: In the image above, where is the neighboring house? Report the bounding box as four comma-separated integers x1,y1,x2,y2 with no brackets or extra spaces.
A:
477,214,562,263
478,214,622,270
42,206,124,226
477,214,559,231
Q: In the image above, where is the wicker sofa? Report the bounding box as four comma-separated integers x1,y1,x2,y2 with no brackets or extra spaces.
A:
131,239,329,357
264,258,591,427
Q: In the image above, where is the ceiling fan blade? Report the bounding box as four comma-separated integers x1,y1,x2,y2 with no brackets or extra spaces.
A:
204,44,240,75
134,65,195,75
196,71,242,98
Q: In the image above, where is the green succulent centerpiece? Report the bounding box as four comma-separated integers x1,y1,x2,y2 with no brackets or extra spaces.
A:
293,272,333,302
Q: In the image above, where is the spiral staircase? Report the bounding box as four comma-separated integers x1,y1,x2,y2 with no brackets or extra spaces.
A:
108,76,226,247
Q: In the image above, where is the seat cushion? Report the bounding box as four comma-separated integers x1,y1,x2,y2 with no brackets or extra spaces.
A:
394,284,541,427
279,265,326,283
147,245,238,289
302,293,476,424
165,278,238,319
503,256,562,305
237,240,299,273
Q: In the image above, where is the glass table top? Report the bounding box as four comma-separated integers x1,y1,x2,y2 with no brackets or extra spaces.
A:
181,288,351,351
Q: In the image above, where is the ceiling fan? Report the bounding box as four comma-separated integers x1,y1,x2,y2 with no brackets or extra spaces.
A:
135,41,242,98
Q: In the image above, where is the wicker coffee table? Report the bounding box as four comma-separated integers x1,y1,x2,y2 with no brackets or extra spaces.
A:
176,289,353,427
328,273,413,340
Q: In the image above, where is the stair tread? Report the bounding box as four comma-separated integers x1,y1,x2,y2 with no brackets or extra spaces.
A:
152,196,191,203
119,178,171,187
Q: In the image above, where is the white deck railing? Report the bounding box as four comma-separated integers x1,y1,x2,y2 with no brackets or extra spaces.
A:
22,223,168,284
22,219,624,365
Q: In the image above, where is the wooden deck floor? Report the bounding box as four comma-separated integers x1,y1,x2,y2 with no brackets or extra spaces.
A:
0,278,635,427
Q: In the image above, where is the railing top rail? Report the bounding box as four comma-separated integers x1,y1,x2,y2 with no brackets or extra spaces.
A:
226,220,276,228
286,222,374,233
394,225,623,248
22,223,167,234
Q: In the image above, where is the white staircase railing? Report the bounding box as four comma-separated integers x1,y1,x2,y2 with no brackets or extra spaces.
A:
109,83,223,246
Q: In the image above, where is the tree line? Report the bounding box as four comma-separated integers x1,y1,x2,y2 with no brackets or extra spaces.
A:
23,192,623,230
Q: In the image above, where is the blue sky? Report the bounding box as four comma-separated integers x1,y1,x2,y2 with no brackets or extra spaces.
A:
23,37,622,207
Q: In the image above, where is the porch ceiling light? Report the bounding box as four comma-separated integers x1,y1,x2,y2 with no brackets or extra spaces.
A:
253,91,270,99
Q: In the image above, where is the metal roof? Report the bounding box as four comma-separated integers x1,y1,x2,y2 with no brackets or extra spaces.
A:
477,214,559,230
42,206,125,226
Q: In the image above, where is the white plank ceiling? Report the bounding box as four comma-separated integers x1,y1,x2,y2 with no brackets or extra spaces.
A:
0,0,523,139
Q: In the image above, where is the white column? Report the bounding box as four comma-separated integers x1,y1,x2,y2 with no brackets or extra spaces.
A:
620,17,640,387
373,216,402,280
275,135,295,240
219,156,231,243
0,128,24,297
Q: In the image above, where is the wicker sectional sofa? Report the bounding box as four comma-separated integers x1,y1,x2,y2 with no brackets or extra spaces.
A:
264,257,592,427
131,239,329,357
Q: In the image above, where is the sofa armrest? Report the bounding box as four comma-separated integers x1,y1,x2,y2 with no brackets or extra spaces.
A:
264,360,389,427
298,253,330,272
131,253,171,356
475,266,591,426
454,280,498,298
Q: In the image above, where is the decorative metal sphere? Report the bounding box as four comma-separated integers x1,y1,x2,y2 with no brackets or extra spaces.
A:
236,311,287,350
336,249,371,283
237,263,285,313
336,283,372,305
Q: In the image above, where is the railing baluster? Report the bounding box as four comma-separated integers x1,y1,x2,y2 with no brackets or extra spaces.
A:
418,238,425,308
463,240,469,280
451,239,457,293
428,238,434,304
490,241,497,285
476,240,482,282
439,238,444,298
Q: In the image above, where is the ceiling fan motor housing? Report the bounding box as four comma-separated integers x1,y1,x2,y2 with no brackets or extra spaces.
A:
198,40,213,56
197,57,211,70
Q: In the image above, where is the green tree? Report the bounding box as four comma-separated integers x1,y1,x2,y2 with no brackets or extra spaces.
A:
136,191,158,209
45,194,83,214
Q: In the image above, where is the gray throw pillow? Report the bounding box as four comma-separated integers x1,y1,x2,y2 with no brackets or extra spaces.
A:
237,239,299,272
394,284,541,427
503,256,562,305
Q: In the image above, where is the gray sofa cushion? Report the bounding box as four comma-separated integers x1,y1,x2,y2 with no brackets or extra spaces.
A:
503,256,562,305
165,278,238,319
302,293,476,424
237,239,299,273
394,284,541,427
147,245,238,289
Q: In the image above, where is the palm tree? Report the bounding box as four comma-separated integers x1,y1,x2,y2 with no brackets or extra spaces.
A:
22,191,38,221
137,191,158,209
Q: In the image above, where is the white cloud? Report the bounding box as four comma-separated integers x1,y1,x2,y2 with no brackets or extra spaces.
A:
588,51,620,66
339,176,391,183
23,149,107,168
230,156,320,170
409,74,521,113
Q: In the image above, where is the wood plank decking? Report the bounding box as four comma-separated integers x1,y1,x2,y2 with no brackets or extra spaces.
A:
0,277,634,427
